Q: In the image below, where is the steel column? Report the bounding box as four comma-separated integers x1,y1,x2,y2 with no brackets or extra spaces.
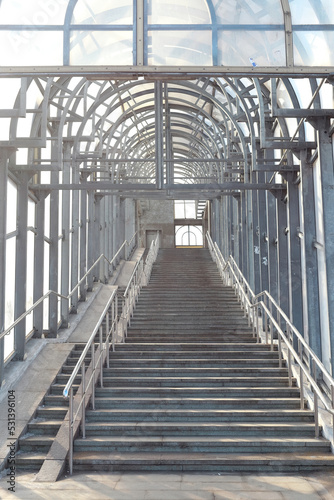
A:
49,130,60,337
79,180,88,301
33,192,46,337
14,172,30,360
0,149,13,384
300,150,321,357
61,144,71,327
71,163,80,310
155,81,164,190
286,173,303,334
316,118,334,374
266,190,278,302
276,194,289,316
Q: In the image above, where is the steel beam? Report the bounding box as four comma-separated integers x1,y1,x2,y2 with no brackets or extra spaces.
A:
0,65,333,78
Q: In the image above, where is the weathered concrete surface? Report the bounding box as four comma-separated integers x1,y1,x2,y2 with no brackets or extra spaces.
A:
68,285,117,343
114,248,145,287
1,471,334,499
0,343,73,468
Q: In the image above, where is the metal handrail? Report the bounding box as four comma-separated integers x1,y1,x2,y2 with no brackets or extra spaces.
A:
206,231,334,446
0,234,137,343
120,232,160,341
63,288,118,475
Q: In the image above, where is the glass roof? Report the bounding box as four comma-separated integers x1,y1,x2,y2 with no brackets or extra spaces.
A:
0,0,333,68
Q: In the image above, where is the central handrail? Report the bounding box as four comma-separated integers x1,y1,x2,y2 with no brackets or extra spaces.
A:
206,231,334,447
120,231,160,341
0,234,137,343
63,288,118,475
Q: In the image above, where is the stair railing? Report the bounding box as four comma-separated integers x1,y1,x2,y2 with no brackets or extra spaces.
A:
0,233,137,358
63,288,118,475
206,232,334,447
120,231,160,342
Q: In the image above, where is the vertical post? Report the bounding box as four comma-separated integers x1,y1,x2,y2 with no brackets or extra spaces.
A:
286,173,303,343
61,142,71,327
155,81,164,190
33,192,46,337
91,343,95,410
314,118,334,374
71,154,80,311
81,362,86,438
266,189,279,302
299,150,321,358
14,172,30,360
136,0,144,66
49,125,60,337
69,386,74,475
87,190,95,291
99,325,103,388
0,149,13,384
80,174,88,301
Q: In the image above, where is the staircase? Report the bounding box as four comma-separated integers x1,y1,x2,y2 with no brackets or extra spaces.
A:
15,344,90,471
72,248,334,472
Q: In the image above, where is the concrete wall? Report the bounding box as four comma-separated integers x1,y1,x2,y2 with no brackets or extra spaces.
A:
137,199,174,248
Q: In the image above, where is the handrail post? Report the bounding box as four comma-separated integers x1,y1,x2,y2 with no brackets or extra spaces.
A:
314,392,319,438
106,312,110,369
99,325,104,388
288,349,292,387
81,362,86,439
91,343,95,410
69,386,74,475
331,384,334,446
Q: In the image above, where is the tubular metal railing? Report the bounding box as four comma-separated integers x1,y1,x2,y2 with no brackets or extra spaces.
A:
0,234,137,348
64,230,160,475
206,231,334,446
120,232,160,341
63,288,118,475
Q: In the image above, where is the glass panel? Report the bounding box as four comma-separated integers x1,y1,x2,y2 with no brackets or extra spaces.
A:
293,31,334,66
212,0,283,24
148,0,211,24
70,31,133,65
4,237,16,360
6,180,17,234
0,0,68,25
290,0,334,24
218,30,285,66
148,30,212,65
72,0,133,25
0,31,63,65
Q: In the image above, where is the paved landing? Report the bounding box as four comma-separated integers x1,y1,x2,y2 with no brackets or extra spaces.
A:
0,471,334,499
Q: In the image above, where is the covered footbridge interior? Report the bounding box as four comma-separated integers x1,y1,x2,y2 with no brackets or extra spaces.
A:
0,0,334,425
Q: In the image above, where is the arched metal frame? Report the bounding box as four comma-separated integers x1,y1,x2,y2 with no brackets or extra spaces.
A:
0,0,334,384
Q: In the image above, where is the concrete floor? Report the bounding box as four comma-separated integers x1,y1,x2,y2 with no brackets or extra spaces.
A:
1,470,334,499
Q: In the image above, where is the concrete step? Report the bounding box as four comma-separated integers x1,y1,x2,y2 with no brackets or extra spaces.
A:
15,452,46,470
102,367,289,377
27,420,63,436
72,451,334,473
101,376,295,388
73,436,330,454
19,435,54,453
94,387,300,398
94,397,303,410
107,359,285,368
82,422,316,437
110,349,279,358
85,408,315,423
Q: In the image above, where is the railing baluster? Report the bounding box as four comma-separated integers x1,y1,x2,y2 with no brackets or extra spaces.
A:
81,362,86,439
91,343,95,410
314,392,319,438
69,387,74,476
99,325,104,388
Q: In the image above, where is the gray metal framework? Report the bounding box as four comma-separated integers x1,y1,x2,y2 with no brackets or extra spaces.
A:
0,0,334,384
